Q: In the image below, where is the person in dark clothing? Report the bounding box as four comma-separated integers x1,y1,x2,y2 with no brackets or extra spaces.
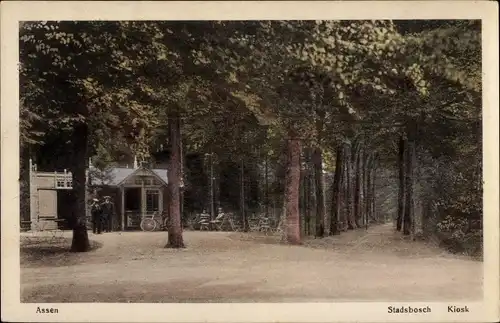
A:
90,198,102,234
101,196,115,233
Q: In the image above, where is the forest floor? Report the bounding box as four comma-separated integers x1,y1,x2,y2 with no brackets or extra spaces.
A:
20,223,482,302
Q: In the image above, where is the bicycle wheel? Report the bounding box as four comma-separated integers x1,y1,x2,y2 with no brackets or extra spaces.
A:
162,217,169,231
140,218,157,232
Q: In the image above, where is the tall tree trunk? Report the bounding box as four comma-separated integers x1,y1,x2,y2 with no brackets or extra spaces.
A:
70,123,91,252
280,194,287,241
180,132,185,227
285,134,301,245
308,149,317,234
209,151,215,220
303,150,310,236
403,134,416,236
351,142,360,229
214,159,220,212
362,154,367,226
354,145,363,227
166,112,185,248
305,148,314,235
396,136,406,231
341,144,349,231
312,147,326,237
299,152,306,236
265,154,269,218
330,144,343,235
365,154,372,224
345,144,355,229
422,200,431,236
371,157,377,222
240,159,247,231
20,146,30,223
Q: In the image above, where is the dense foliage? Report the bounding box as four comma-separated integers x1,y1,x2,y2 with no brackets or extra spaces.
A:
20,20,482,254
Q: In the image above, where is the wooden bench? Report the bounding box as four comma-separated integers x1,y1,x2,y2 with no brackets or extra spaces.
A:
21,219,67,245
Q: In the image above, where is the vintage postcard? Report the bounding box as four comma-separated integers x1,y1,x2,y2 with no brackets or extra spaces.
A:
1,1,498,322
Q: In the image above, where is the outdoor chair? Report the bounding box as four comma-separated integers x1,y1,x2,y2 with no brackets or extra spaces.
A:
210,213,225,231
272,217,284,235
187,213,201,230
232,221,243,232
199,213,211,231
248,215,261,232
225,212,239,232
259,217,272,235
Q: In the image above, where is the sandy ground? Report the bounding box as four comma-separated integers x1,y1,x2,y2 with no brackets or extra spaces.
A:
20,224,482,303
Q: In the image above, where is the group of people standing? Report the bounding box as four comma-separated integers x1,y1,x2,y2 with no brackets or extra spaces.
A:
90,196,115,234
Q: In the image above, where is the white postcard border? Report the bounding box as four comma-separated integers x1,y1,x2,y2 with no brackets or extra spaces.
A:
1,1,498,322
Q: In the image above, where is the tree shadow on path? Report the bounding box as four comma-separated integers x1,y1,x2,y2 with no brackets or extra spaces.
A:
21,237,102,268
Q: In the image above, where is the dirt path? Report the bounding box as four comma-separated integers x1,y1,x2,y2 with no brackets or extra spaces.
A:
21,224,482,302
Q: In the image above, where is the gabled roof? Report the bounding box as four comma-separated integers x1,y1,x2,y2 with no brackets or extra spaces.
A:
89,166,168,186
151,169,168,185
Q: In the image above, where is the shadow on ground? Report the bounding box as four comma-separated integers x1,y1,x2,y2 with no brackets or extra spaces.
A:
20,225,483,302
21,238,102,268
228,224,481,261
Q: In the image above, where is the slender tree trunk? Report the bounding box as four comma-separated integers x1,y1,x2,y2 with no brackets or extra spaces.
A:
70,123,91,252
166,112,185,248
240,159,247,231
363,154,368,227
354,145,363,227
371,158,377,222
20,147,30,224
209,152,215,220
280,194,287,241
299,168,303,237
403,134,416,236
214,159,220,212
299,152,306,236
365,154,372,224
308,149,317,234
422,200,431,236
350,141,360,229
310,163,315,234
364,159,368,227
265,155,269,218
341,144,349,231
303,150,310,236
306,148,315,235
312,147,326,237
351,142,360,229
345,144,355,229
330,144,343,235
285,134,301,245
397,136,406,231
180,133,185,227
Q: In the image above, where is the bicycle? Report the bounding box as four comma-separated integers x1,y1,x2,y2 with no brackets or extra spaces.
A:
186,213,201,231
140,211,169,232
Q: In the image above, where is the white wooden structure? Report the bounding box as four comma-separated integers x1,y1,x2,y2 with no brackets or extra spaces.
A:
28,159,75,231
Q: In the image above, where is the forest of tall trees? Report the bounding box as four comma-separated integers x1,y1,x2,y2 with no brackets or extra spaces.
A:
19,20,482,255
